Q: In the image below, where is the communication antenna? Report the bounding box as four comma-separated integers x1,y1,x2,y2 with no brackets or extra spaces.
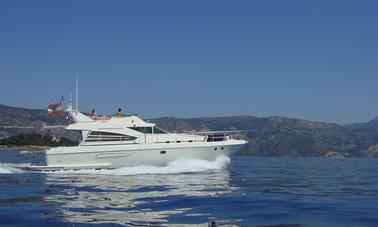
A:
69,93,73,107
75,73,79,112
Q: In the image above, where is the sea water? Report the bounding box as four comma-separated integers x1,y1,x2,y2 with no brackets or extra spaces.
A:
0,151,377,226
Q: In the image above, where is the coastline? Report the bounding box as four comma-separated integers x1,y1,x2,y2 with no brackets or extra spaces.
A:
0,145,49,152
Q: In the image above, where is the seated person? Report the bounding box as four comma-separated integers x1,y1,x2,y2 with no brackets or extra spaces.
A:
91,109,98,119
91,109,109,120
114,108,122,118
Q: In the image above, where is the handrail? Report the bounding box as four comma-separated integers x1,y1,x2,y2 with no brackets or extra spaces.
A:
181,130,248,141
82,130,248,145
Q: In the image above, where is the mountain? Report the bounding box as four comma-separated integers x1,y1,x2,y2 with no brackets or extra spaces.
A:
0,104,377,157
345,117,378,141
0,104,76,140
0,104,64,126
344,118,378,157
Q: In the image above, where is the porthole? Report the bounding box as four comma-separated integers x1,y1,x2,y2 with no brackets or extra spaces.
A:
214,148,217,151
160,151,166,154
221,147,224,150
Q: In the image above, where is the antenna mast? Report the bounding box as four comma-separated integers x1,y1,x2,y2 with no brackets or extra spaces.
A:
75,73,79,112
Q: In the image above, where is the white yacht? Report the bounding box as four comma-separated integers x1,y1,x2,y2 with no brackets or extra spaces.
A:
31,105,247,170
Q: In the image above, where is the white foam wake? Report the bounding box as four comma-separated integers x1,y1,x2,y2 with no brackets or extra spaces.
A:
0,163,29,174
49,156,231,176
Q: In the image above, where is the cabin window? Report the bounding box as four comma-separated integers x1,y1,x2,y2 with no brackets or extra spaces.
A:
153,127,168,134
130,127,167,134
86,131,136,142
130,127,151,134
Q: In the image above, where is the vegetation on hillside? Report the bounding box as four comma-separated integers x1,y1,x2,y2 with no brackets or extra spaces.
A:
0,133,78,147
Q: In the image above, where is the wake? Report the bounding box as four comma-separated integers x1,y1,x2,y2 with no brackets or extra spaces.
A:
0,163,29,174
48,156,231,176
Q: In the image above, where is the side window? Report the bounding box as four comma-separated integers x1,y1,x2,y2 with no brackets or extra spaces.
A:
86,131,136,142
145,127,153,134
154,127,168,134
130,127,147,133
130,127,168,134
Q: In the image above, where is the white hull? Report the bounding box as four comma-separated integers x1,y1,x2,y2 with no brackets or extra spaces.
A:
32,140,245,170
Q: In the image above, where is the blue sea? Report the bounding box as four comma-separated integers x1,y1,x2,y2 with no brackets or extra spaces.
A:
0,151,377,227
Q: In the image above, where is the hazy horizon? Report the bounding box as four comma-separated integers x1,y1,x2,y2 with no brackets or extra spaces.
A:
1,101,376,125
0,1,377,124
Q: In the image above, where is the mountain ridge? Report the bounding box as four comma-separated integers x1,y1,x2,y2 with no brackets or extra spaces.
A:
1,104,377,157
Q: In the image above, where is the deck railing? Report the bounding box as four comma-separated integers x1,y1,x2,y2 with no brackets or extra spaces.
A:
82,130,248,145
183,130,248,142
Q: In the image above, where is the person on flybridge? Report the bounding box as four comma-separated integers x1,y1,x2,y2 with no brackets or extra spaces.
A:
91,109,98,119
114,108,122,118
90,109,109,120
89,108,123,120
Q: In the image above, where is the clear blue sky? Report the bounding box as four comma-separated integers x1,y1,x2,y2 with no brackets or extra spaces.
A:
0,0,377,124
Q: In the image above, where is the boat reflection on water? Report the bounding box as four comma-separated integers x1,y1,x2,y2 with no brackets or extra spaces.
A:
42,156,241,226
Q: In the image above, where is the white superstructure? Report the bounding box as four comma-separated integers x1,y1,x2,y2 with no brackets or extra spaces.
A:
31,105,247,170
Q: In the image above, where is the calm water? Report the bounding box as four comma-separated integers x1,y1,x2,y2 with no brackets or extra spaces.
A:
0,151,377,227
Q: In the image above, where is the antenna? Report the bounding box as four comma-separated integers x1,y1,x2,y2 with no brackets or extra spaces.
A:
75,73,79,112
69,93,72,106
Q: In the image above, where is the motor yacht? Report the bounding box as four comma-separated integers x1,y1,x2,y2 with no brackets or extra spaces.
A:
30,105,247,170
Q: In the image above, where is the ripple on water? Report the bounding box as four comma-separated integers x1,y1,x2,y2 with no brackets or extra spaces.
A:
0,151,378,226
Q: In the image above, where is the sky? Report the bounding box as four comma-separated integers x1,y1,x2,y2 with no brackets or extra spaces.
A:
0,0,377,124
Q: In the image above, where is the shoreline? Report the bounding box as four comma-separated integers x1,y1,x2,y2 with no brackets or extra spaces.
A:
0,145,50,152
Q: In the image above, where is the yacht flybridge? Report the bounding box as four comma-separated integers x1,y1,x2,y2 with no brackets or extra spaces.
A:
31,105,247,170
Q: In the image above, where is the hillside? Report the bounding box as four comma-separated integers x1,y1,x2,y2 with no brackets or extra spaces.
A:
345,117,378,141
0,104,64,126
0,104,377,157
0,104,76,140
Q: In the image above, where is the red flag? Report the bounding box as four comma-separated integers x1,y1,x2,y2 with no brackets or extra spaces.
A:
47,102,64,117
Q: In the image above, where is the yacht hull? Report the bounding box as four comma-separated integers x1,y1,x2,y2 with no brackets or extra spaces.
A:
31,140,246,170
